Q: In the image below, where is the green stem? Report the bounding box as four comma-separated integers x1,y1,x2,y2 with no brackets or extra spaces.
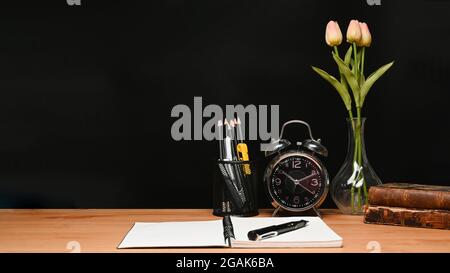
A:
348,110,354,121
359,111,369,207
363,177,369,207
353,118,360,213
353,122,359,163
351,187,355,213
349,110,355,213
356,107,365,211
351,116,360,213
352,43,358,75
356,108,362,164
357,186,362,210
360,48,368,207
361,47,365,79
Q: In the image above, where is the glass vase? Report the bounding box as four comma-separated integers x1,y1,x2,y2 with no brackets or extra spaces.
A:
331,118,382,215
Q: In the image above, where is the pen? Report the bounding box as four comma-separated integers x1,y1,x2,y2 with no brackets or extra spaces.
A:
236,117,244,143
223,136,235,180
227,119,238,160
217,120,224,160
236,143,251,175
223,215,235,247
223,136,247,205
218,162,245,209
247,220,308,241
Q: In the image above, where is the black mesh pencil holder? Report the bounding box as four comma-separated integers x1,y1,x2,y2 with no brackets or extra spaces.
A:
213,160,259,217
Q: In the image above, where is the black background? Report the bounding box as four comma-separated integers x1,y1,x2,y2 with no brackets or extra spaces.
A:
0,0,449,208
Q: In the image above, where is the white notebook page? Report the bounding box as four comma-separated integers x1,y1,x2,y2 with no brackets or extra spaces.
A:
118,220,227,248
230,216,343,248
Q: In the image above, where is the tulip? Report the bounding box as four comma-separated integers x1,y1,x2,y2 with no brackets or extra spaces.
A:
346,20,362,43
358,22,372,47
325,21,343,47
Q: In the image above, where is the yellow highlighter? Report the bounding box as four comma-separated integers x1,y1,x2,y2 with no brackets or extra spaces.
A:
237,143,251,175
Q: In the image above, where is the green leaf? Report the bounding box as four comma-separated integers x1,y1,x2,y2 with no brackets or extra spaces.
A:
332,52,361,108
337,49,351,104
359,73,365,87
344,46,352,66
356,49,363,73
312,66,352,111
360,61,395,106
338,46,352,85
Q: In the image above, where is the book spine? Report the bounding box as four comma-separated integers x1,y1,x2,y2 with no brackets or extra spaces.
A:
364,205,450,230
368,186,450,210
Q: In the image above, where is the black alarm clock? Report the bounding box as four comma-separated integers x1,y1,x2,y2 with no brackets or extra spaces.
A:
264,120,329,217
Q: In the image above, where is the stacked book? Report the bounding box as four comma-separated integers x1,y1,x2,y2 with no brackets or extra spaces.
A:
364,183,450,230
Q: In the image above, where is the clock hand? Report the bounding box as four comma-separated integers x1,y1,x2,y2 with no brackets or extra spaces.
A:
279,170,297,184
295,183,315,195
279,170,297,194
295,173,317,184
294,173,318,195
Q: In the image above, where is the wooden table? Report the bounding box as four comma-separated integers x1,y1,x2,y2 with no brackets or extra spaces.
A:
0,209,449,253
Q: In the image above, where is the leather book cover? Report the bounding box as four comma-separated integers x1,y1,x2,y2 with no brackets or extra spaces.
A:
364,205,450,230
368,183,450,210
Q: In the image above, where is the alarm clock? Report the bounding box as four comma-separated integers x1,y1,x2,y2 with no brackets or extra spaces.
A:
264,120,329,217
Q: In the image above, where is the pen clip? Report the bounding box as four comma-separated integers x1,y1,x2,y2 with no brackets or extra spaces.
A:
259,231,278,241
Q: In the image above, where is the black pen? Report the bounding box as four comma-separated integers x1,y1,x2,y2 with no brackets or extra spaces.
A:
247,220,308,241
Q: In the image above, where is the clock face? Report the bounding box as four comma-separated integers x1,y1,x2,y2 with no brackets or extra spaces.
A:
267,153,328,211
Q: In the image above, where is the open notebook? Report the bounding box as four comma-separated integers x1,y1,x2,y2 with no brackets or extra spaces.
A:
118,216,343,248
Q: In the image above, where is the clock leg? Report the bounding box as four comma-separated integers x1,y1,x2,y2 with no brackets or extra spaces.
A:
272,206,282,217
312,206,322,218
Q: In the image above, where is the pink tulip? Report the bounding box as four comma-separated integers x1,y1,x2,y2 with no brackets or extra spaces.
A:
325,21,343,47
346,20,362,43
358,22,372,47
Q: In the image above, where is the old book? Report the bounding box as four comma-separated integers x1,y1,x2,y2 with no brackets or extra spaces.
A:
364,205,450,230
368,183,450,210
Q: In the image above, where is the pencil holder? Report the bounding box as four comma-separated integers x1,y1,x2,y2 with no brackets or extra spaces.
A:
213,160,259,217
